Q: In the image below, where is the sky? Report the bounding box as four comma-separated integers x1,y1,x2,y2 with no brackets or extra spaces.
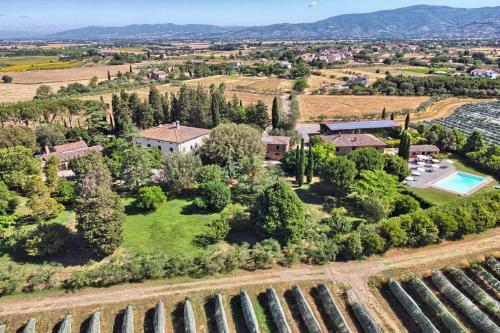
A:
0,0,499,33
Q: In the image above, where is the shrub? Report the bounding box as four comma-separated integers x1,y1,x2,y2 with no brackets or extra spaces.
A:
343,232,364,260
380,218,408,247
348,148,384,172
1,75,13,83
428,209,458,239
252,239,282,269
0,181,19,215
20,223,73,258
383,154,410,181
135,186,167,211
407,211,439,247
392,195,420,216
359,224,386,256
197,164,225,184
53,179,77,205
195,181,231,212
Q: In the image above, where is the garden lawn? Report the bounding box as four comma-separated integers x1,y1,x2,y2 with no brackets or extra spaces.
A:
122,198,216,258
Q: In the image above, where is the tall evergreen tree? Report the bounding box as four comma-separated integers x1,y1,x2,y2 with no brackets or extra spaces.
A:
161,93,170,123
295,147,300,184
381,107,387,120
210,84,221,128
405,113,411,130
129,64,133,73
107,70,111,82
298,139,305,187
390,113,395,120
306,147,314,184
398,131,412,160
148,86,163,124
271,96,282,129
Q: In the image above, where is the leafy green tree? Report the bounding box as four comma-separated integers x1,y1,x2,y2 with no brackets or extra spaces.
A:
359,224,386,256
27,176,64,222
0,126,36,149
463,130,485,153
319,157,357,194
254,180,305,245
44,156,60,193
383,154,410,181
0,147,41,192
312,142,336,167
1,75,13,83
200,123,265,166
0,181,18,215
148,86,164,124
35,124,66,149
246,100,269,129
348,147,384,172
73,152,125,258
161,152,202,194
135,186,167,211
53,179,77,206
406,211,439,247
271,96,282,130
293,78,309,92
121,143,153,192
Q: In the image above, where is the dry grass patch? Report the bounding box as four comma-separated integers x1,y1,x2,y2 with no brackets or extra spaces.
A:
299,95,428,122
0,80,93,103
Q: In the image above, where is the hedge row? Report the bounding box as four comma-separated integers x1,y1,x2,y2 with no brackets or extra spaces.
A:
184,300,196,333
317,284,352,333
215,294,230,333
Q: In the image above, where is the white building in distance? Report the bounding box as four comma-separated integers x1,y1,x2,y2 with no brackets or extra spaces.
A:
137,122,211,155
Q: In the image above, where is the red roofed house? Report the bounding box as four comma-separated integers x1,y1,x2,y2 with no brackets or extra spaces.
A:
262,136,290,161
320,134,386,156
41,140,103,176
138,121,211,156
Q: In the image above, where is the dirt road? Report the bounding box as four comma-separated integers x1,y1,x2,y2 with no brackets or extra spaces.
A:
1,228,499,331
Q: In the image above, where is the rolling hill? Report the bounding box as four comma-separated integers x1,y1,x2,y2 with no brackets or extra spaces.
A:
44,5,500,40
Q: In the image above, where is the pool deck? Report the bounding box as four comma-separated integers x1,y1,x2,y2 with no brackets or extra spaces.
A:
403,159,493,196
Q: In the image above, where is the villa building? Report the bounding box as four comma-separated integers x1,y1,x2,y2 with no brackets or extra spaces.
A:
137,122,210,156
262,136,290,161
470,69,498,79
41,140,103,176
320,134,386,155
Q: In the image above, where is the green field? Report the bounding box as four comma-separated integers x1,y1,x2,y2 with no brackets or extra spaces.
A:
401,67,453,74
122,198,216,257
0,56,59,67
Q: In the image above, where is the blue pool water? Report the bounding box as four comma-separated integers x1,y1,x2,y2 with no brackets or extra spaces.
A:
433,172,487,195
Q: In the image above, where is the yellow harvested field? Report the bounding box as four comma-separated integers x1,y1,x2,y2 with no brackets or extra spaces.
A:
185,75,292,94
0,61,84,73
299,95,428,121
306,74,343,92
5,64,139,84
0,81,92,103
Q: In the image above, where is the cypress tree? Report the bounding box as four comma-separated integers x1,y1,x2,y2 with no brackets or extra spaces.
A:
390,113,395,120
405,113,411,130
382,107,387,119
107,70,111,82
398,131,411,160
210,84,220,127
298,139,305,187
129,64,133,73
295,147,300,183
306,147,314,184
271,96,282,129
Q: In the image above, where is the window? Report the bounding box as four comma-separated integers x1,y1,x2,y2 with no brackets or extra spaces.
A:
158,146,162,151
169,148,174,152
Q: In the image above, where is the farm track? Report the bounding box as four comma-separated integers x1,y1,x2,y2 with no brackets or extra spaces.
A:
1,228,499,332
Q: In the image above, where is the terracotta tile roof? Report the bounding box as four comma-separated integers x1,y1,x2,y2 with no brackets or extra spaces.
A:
409,145,440,153
139,124,211,144
262,136,290,145
42,144,102,163
320,134,386,148
52,140,88,153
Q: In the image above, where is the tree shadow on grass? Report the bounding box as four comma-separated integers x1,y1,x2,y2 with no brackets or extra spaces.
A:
294,182,332,206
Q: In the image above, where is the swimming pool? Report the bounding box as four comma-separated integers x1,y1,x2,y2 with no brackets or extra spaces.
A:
432,172,488,195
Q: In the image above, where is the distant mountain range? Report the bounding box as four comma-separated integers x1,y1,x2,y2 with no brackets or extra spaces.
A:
3,5,500,40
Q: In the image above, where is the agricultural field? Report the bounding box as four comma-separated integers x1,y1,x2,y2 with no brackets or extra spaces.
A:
0,60,84,73
431,101,500,145
298,95,428,122
375,257,500,333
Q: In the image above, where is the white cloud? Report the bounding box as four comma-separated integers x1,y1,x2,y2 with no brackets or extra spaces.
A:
308,1,317,8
